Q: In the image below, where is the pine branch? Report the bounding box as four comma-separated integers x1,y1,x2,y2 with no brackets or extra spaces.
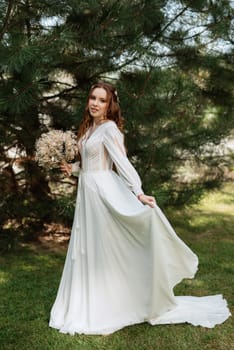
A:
162,27,209,42
25,0,32,43
93,6,191,73
137,69,154,100
40,86,79,101
0,0,15,41
147,5,190,49
48,81,76,88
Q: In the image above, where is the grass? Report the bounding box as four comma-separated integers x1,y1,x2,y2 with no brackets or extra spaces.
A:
0,182,233,350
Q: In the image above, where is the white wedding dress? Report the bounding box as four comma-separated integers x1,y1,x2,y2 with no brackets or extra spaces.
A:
49,121,231,335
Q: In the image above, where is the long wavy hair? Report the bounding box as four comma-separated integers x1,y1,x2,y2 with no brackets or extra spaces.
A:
77,82,124,141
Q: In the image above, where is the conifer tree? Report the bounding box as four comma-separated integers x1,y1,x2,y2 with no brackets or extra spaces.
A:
0,0,233,232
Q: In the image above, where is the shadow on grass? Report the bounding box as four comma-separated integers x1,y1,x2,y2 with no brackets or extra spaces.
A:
166,207,234,243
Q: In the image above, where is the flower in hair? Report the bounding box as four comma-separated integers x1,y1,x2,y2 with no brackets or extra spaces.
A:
114,90,120,103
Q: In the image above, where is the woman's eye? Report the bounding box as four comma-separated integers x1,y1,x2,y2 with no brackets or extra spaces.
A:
89,95,106,103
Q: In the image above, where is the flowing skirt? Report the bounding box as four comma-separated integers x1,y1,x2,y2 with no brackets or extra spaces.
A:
49,170,231,335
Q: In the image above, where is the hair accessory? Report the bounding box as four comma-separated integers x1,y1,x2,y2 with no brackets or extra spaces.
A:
114,90,120,104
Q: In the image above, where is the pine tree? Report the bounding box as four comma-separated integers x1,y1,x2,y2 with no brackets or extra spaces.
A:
0,0,233,237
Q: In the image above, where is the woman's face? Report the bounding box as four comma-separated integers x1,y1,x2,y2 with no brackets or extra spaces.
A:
88,87,108,121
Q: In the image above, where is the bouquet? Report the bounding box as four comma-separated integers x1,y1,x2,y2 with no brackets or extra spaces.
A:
35,130,79,170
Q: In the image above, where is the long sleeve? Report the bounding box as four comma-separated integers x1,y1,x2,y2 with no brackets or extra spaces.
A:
103,123,143,196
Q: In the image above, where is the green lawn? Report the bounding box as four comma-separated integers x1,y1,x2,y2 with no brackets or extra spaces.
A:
0,183,233,350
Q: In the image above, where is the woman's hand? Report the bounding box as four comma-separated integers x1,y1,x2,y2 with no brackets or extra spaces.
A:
60,160,72,176
138,194,156,208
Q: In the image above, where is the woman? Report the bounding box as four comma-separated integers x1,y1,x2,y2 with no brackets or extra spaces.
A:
49,82,230,335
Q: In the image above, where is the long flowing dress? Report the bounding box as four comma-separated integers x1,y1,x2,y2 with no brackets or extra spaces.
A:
49,120,231,335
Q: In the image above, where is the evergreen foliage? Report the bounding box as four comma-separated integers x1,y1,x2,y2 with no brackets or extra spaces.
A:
0,0,233,239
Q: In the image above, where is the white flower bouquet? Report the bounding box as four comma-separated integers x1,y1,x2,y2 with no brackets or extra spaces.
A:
35,130,79,170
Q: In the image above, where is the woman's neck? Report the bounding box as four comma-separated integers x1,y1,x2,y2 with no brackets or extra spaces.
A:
93,118,108,126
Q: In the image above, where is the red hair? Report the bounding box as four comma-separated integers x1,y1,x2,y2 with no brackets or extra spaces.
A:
77,82,124,141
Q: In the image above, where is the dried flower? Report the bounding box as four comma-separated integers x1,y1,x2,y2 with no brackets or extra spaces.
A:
114,90,120,103
35,130,79,170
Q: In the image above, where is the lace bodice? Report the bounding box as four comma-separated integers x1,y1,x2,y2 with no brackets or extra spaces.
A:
72,121,143,196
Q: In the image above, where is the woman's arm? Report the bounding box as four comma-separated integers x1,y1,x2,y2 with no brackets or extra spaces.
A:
103,123,156,208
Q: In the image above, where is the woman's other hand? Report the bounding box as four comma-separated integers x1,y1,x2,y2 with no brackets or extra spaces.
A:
60,160,72,176
138,194,156,208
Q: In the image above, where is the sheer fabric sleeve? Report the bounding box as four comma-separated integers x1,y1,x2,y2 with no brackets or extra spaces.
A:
103,123,143,196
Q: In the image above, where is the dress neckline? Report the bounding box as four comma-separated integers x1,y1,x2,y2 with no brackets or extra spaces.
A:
86,120,113,141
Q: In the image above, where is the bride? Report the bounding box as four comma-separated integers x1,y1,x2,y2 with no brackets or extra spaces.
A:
49,82,231,335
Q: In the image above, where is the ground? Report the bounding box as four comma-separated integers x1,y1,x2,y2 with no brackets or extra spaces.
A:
0,182,233,350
